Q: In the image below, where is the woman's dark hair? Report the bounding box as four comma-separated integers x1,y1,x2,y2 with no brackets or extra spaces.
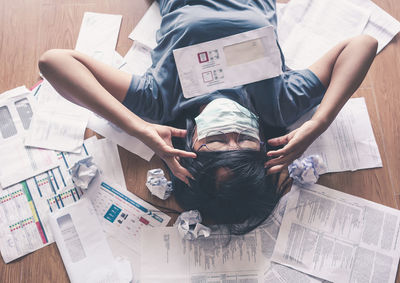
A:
170,115,287,235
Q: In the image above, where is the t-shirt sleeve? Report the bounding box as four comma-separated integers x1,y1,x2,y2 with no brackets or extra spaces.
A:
249,69,326,128
122,73,164,122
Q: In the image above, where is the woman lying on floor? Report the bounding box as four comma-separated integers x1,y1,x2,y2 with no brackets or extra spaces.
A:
38,0,378,234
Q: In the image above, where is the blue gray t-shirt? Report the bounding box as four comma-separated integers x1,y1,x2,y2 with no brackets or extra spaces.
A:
123,0,326,128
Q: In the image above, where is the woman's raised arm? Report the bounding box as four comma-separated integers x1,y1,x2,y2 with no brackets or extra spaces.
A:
39,49,195,183
266,35,378,174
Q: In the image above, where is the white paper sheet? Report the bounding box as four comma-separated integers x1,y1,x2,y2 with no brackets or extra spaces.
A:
352,0,400,53
87,113,154,161
272,183,400,283
75,12,122,66
174,26,282,98
288,97,382,173
128,1,162,49
0,87,59,189
84,138,127,191
0,142,90,263
24,104,87,153
277,0,370,70
48,199,128,283
139,192,321,283
26,80,90,153
84,179,171,254
120,42,153,75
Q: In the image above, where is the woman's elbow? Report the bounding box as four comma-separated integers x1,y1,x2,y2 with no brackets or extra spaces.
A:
38,49,74,76
358,34,378,55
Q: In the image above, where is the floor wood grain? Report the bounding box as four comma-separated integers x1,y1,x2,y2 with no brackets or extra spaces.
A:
0,0,399,282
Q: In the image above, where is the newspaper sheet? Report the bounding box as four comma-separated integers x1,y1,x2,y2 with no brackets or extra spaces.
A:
288,98,382,173
140,193,325,283
272,183,400,283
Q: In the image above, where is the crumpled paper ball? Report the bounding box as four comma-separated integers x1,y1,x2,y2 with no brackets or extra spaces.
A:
288,155,327,186
69,156,98,190
145,169,173,200
174,210,211,241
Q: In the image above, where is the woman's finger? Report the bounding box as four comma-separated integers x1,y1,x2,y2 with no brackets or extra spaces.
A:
169,148,197,158
267,134,290,146
169,127,188,138
267,164,288,175
265,154,293,168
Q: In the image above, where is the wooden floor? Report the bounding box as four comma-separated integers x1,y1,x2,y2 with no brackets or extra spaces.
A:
0,0,399,282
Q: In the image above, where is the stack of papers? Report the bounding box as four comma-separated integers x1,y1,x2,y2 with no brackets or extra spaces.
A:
277,0,400,69
141,183,400,283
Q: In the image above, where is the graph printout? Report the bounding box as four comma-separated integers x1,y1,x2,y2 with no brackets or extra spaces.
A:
0,145,89,263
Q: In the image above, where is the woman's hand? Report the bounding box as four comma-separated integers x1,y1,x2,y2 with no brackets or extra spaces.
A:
140,123,197,184
264,120,325,174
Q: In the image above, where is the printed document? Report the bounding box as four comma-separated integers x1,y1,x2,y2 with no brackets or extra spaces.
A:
277,0,370,70
87,113,154,161
128,1,162,49
288,98,382,173
277,0,400,69
26,80,89,153
173,26,282,98
121,42,153,76
0,142,91,262
272,183,400,283
75,12,122,66
49,199,130,283
85,179,170,254
0,87,58,189
140,192,322,283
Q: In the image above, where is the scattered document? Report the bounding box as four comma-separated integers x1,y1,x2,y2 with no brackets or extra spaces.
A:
174,26,282,98
277,0,370,70
25,104,87,153
128,1,162,49
272,183,400,283
0,87,59,189
277,0,400,69
0,143,90,262
84,138,127,190
85,179,171,254
87,113,154,161
49,199,130,283
288,98,382,173
120,42,153,76
27,80,89,153
75,12,122,66
352,0,400,53
140,192,320,283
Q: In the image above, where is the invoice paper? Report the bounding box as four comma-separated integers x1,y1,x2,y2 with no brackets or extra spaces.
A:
0,142,91,262
49,199,128,283
75,12,122,66
272,183,400,283
173,26,282,98
128,1,162,49
288,97,382,173
277,0,370,70
85,179,171,254
0,87,59,189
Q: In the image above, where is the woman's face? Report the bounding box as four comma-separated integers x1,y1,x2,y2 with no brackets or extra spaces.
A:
192,129,261,151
